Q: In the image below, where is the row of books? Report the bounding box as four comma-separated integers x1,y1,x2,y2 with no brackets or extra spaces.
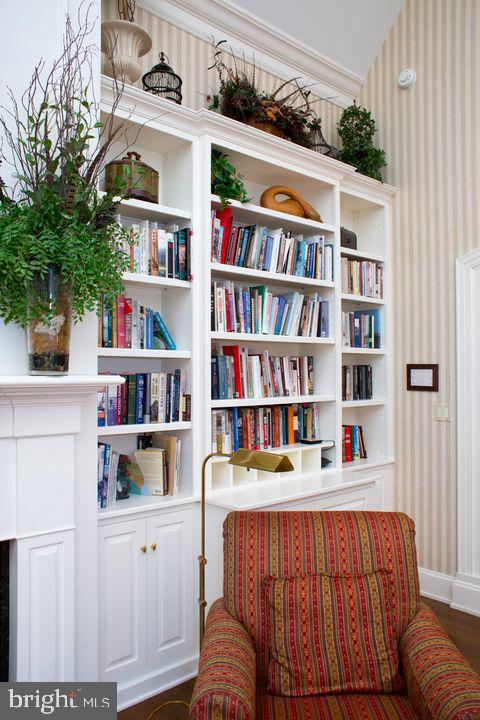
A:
212,280,330,338
342,364,373,401
211,208,334,281
211,347,314,400
342,425,367,462
99,297,176,350
341,257,384,298
97,434,181,508
97,371,191,427
211,402,322,453
342,310,381,349
119,217,191,280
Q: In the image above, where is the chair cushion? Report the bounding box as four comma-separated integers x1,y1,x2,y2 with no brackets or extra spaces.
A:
256,690,418,719
265,570,402,696
223,511,420,685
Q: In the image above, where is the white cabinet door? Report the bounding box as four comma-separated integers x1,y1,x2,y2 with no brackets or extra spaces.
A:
146,509,195,667
280,485,375,511
98,518,148,682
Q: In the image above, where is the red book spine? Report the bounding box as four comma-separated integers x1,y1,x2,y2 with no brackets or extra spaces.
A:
116,383,122,425
117,295,126,348
222,346,242,399
217,208,232,265
125,298,132,349
345,426,352,462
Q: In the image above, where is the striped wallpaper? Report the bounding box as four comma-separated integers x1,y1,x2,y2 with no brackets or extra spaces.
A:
359,0,479,577
102,0,479,576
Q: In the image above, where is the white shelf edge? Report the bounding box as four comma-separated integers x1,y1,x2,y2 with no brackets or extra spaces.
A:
0,374,124,395
210,394,335,409
342,347,385,355
211,331,334,344
97,348,191,359
97,421,191,436
341,293,385,305
97,493,198,520
211,194,336,233
99,191,190,220
342,457,393,472
342,399,387,408
340,247,385,263
210,262,335,288
123,272,191,289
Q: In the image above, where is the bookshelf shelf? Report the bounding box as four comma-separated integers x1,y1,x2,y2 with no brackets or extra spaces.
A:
211,331,334,344
342,399,386,408
340,247,384,263
97,348,191,359
210,394,335,409
97,421,192,436
211,195,336,234
113,196,191,222
97,491,197,520
342,347,386,355
122,272,191,290
341,293,385,305
342,457,391,472
210,262,335,289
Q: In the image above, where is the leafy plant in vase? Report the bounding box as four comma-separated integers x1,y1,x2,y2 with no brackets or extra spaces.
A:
0,10,133,375
338,103,387,182
211,149,249,210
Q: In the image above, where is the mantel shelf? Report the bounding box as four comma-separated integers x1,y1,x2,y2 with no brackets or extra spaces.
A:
0,375,124,396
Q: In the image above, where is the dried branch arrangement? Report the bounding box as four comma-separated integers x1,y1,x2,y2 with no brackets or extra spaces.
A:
0,3,135,328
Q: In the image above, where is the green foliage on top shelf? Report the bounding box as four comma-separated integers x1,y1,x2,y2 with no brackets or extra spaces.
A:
211,149,250,210
337,104,387,182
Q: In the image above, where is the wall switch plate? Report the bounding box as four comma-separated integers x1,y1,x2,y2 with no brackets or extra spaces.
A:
435,404,450,422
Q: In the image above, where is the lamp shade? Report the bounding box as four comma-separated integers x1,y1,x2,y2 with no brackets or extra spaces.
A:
228,448,294,473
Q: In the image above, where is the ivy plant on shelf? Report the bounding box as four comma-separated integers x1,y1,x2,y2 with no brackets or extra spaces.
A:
337,103,387,182
211,149,250,209
0,9,133,376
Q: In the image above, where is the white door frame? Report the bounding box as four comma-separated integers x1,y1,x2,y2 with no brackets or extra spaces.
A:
452,248,480,616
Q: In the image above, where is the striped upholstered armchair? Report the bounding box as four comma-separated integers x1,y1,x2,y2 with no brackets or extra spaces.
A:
190,511,480,720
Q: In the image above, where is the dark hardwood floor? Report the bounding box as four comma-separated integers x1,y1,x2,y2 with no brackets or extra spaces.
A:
119,597,480,719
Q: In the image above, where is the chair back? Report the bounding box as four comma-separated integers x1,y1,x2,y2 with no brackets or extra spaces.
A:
223,511,420,685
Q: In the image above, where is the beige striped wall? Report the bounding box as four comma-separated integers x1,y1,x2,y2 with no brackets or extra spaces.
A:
359,0,479,576
103,0,479,576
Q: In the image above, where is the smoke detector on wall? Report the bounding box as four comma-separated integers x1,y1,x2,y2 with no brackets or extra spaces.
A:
398,69,416,89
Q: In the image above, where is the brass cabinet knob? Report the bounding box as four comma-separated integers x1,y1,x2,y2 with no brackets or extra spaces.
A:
150,543,157,551
140,545,147,554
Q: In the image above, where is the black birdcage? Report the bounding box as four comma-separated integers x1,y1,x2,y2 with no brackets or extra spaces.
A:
308,119,340,159
142,53,183,104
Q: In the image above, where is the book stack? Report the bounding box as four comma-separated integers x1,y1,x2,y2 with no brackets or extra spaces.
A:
342,425,367,462
119,216,191,280
211,208,334,281
211,346,314,400
97,370,191,427
212,281,330,338
100,300,176,350
97,433,182,509
342,364,373,401
342,310,381,349
211,402,322,453
341,257,384,298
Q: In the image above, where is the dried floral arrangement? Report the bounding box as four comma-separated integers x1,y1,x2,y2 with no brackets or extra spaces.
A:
208,40,317,148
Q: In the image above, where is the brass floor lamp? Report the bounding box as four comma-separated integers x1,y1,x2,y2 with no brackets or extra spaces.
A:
147,447,294,719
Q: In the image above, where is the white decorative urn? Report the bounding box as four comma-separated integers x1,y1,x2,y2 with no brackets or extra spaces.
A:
101,19,152,84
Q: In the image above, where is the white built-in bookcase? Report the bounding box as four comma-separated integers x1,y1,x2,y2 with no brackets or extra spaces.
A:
98,78,395,518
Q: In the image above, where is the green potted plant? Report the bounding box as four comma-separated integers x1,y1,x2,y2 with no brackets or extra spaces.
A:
338,103,387,182
0,11,132,374
211,149,249,209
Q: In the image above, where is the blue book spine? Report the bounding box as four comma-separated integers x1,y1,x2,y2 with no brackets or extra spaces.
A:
106,385,117,426
274,297,286,335
231,407,239,451
372,309,381,348
101,443,111,509
135,373,145,424
352,426,359,459
153,311,176,350
173,369,181,421
238,228,249,267
354,311,361,347
263,236,273,271
320,301,329,338
244,290,251,333
299,407,304,439
98,444,105,507
217,357,229,399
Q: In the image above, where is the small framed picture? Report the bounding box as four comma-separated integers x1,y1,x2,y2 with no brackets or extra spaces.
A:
406,364,439,391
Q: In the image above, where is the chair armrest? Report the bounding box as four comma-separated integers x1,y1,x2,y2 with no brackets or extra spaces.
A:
189,598,256,720
400,602,480,720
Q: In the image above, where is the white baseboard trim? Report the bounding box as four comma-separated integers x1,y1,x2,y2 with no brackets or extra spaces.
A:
451,574,480,617
419,567,454,604
117,654,198,711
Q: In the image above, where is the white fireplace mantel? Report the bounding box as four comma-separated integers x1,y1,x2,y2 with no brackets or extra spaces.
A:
0,374,123,682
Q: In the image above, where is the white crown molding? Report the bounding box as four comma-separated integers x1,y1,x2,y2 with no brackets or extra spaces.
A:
137,0,363,108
